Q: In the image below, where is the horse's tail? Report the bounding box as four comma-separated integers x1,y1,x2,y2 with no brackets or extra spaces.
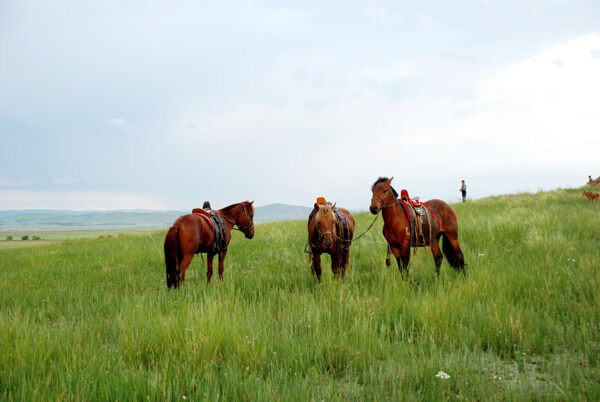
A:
164,226,181,288
441,232,465,272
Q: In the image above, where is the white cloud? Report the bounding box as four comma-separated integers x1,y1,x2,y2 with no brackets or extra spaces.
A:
51,177,78,185
165,34,600,206
419,13,439,29
364,6,402,24
107,118,128,128
0,177,37,187
454,34,600,163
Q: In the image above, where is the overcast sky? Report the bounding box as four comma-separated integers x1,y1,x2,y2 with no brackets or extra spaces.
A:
1,0,599,211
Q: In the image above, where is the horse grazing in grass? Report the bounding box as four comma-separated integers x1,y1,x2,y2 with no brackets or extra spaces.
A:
307,201,355,282
370,177,465,277
164,201,254,288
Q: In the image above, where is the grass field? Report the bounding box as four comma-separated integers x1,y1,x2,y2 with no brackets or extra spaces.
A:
0,228,162,249
1,188,599,400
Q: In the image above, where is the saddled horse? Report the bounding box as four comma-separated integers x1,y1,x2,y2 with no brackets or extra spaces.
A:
370,177,465,277
164,201,254,288
307,202,355,282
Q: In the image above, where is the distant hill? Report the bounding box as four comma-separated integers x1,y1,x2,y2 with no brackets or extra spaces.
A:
0,204,312,230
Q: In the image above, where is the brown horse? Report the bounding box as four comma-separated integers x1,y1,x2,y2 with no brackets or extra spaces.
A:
307,202,355,282
164,201,255,288
370,177,465,277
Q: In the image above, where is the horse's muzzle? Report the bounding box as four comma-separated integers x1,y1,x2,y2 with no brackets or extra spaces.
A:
370,205,379,215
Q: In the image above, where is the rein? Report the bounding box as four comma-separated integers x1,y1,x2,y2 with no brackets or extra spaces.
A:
371,192,401,210
352,212,380,241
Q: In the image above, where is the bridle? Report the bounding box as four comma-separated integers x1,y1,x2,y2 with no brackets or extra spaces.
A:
219,202,254,232
308,209,338,248
371,185,400,210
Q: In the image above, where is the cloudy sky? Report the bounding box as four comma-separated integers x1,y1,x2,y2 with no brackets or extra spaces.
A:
1,0,599,211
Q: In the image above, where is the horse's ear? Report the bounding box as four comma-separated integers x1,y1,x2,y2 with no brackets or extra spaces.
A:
249,200,254,205
314,203,319,209
332,203,336,210
388,176,394,184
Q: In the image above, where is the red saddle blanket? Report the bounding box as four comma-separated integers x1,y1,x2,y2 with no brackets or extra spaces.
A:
192,209,215,231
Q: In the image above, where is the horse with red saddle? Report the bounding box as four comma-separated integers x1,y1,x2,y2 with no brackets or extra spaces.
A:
164,201,255,288
370,177,465,277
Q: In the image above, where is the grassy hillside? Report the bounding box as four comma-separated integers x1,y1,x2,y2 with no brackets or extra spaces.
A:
1,188,599,400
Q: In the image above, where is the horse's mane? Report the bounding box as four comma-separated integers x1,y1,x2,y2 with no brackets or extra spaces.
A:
372,177,398,198
315,203,334,220
219,201,251,213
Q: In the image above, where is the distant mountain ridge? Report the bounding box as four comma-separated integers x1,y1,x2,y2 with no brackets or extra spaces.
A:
0,204,312,230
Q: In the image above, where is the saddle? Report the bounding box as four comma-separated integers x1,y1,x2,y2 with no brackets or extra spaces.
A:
192,207,228,252
398,190,437,248
307,197,329,222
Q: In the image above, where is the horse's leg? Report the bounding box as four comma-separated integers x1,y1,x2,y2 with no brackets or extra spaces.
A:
312,252,323,283
178,253,194,286
206,252,215,283
331,252,340,277
341,249,349,277
392,244,411,279
218,251,227,281
430,237,443,277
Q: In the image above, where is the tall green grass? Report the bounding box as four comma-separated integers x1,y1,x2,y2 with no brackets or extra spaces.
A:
1,188,599,400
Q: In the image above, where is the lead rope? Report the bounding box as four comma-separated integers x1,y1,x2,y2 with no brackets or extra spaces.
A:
351,212,380,242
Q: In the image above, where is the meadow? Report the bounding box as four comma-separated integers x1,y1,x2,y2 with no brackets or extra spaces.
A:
0,228,160,249
1,188,599,400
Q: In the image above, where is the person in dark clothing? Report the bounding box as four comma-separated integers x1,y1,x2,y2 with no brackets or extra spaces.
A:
460,180,467,202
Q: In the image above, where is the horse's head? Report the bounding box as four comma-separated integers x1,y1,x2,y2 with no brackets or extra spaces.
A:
370,176,397,214
315,202,336,249
239,201,255,239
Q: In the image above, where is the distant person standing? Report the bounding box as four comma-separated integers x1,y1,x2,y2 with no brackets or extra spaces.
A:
460,180,467,202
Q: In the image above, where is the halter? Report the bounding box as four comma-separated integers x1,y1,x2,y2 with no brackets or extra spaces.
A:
308,208,338,248
371,186,400,210
219,202,254,232
308,227,338,249
317,228,336,241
